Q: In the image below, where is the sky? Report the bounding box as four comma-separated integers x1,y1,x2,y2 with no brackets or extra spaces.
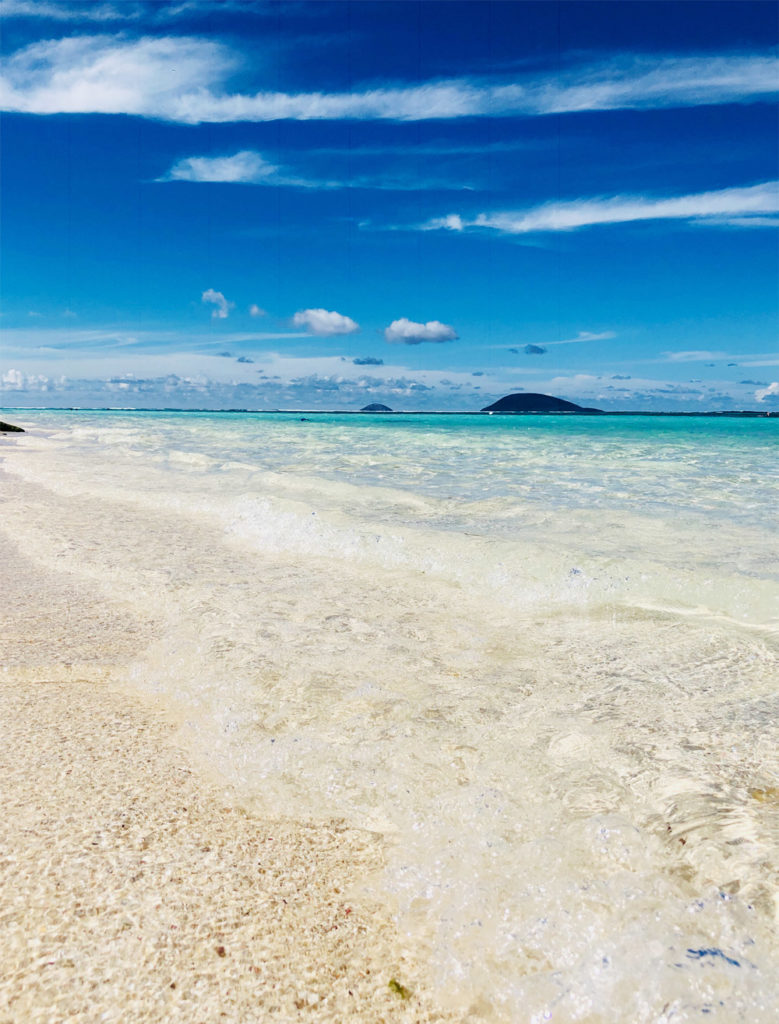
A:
1,0,777,412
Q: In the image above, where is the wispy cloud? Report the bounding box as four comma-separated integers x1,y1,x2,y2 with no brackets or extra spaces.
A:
159,148,477,192
1,36,775,122
0,35,234,118
663,349,729,362
291,309,359,336
0,0,259,23
422,182,779,235
0,327,311,360
0,0,133,21
162,151,281,185
547,331,617,345
384,318,458,345
202,288,234,320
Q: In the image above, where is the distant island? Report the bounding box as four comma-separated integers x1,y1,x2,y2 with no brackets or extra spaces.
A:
481,393,602,413
360,403,393,412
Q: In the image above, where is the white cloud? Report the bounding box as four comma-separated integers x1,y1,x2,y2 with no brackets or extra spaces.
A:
158,148,465,192
0,0,133,21
1,368,24,388
740,357,779,367
710,216,779,229
0,36,775,122
0,1,265,24
755,381,779,402
663,349,729,362
528,53,779,114
547,330,616,346
162,151,279,184
430,214,464,231
423,182,779,235
1,367,65,392
0,35,234,118
249,304,265,318
384,318,458,345
202,288,234,320
291,308,359,336
2,333,771,412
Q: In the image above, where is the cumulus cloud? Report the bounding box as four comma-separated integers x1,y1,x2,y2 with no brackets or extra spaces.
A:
202,288,234,319
384,318,458,345
755,381,779,402
524,344,547,355
249,304,266,317
0,36,775,122
423,182,779,235
1,368,24,388
353,356,384,365
292,308,359,336
1,367,64,392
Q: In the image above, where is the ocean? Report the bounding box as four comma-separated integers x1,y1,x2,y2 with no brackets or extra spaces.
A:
2,410,777,1022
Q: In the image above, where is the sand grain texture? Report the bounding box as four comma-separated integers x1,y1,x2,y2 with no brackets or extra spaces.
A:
0,527,458,1023
0,681,455,1023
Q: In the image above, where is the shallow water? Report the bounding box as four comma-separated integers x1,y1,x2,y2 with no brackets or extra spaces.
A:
2,410,777,1021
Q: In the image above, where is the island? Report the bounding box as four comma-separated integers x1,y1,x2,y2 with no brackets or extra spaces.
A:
481,393,602,414
360,403,393,412
0,421,25,432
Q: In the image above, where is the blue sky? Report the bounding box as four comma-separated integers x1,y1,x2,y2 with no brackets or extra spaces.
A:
1,0,777,411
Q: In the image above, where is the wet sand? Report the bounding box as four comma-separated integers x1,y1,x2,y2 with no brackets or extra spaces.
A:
0,527,458,1023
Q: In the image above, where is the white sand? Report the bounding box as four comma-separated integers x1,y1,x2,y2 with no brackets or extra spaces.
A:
0,529,460,1023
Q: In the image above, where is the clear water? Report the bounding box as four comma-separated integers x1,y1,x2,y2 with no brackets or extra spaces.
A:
2,410,777,1022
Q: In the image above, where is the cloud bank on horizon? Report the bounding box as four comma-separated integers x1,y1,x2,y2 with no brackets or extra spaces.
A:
0,1,777,411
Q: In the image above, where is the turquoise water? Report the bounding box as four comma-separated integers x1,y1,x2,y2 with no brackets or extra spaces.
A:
2,410,777,1021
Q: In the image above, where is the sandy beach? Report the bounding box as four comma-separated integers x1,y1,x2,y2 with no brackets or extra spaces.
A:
0,529,458,1023
2,413,776,1022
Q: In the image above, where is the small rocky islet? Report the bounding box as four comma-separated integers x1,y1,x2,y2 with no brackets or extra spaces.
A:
481,393,601,413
